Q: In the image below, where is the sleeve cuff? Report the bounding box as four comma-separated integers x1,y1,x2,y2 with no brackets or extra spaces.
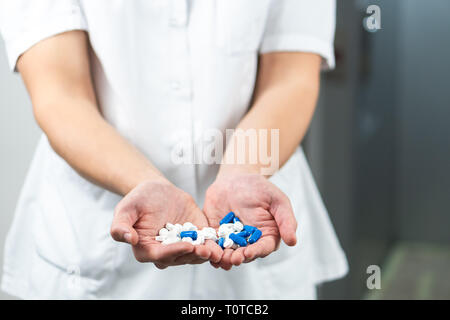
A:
4,8,87,72
259,34,336,70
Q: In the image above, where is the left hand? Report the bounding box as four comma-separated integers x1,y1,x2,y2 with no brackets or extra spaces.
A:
203,173,298,270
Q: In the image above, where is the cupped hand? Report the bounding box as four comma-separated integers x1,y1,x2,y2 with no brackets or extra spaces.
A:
203,173,297,270
110,179,222,269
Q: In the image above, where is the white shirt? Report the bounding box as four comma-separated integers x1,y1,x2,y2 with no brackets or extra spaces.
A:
0,0,347,299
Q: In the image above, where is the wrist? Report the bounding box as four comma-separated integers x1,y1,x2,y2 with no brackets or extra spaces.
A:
122,169,171,195
217,164,267,180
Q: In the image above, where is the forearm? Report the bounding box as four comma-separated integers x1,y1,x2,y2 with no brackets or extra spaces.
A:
37,98,165,195
219,52,321,178
18,31,166,196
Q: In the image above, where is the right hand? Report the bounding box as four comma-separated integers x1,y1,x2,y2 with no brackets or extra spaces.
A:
110,179,222,269
203,173,297,270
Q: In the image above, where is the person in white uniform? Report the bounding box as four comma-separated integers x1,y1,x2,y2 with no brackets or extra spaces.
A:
0,0,348,299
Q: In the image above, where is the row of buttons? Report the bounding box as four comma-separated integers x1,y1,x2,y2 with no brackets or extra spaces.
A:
169,0,191,99
169,0,191,160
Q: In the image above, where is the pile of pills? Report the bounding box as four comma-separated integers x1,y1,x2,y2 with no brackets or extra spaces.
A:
155,222,217,245
216,211,262,249
155,211,262,249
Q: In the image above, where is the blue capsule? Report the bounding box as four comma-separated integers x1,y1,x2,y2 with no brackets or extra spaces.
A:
218,237,225,249
248,229,262,244
229,233,247,247
235,230,252,238
220,211,235,225
180,231,197,241
243,225,257,234
233,216,240,223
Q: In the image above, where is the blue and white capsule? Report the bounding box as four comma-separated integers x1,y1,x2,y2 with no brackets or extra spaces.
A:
220,211,235,225
243,225,257,234
248,229,262,244
229,233,247,247
180,231,198,241
235,230,252,238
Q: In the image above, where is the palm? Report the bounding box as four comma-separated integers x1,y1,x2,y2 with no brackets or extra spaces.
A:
204,174,297,270
131,185,207,244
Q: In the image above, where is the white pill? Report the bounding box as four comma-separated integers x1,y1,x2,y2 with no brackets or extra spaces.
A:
173,224,183,235
165,223,175,231
226,223,235,229
166,229,180,238
218,223,235,238
202,227,216,235
204,233,217,241
218,224,228,232
182,222,197,231
159,228,169,236
182,237,193,243
162,237,180,245
199,227,217,241
233,221,244,232
224,237,234,249
172,223,183,236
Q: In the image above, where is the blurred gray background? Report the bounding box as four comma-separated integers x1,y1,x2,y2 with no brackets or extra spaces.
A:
0,0,449,299
306,0,450,299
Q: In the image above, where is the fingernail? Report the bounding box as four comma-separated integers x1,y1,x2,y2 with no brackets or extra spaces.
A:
124,233,132,243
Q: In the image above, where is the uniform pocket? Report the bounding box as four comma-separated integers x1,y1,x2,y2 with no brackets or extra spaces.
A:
215,0,270,54
31,153,120,297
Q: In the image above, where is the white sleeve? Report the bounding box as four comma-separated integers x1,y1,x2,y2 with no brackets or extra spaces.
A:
0,0,87,72
260,0,336,70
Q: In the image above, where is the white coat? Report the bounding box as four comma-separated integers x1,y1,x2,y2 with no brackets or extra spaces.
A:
0,0,348,299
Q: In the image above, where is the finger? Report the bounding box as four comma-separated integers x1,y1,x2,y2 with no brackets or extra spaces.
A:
210,261,220,269
204,240,223,264
110,204,139,245
173,251,208,265
155,263,168,270
194,244,212,260
138,242,194,263
173,242,218,265
230,247,246,266
173,253,206,266
173,244,211,264
203,206,226,228
271,190,298,246
219,249,234,270
189,206,211,229
243,236,277,262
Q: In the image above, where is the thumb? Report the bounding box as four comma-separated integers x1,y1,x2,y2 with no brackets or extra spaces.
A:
190,205,210,229
270,189,298,246
110,203,139,245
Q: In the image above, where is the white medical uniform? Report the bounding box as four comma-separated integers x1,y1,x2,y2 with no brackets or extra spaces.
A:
0,0,348,299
